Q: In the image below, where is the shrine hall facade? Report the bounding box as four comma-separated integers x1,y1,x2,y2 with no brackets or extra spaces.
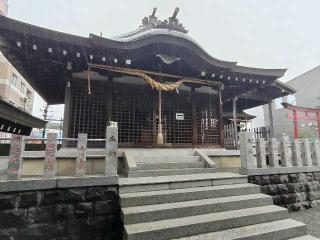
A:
0,8,295,147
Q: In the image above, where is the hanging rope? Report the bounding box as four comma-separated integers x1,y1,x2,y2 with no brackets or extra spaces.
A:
87,63,218,95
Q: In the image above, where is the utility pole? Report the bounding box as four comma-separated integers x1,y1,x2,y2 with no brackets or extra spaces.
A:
42,104,49,139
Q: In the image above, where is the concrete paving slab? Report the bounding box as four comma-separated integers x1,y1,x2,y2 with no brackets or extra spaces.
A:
290,208,320,239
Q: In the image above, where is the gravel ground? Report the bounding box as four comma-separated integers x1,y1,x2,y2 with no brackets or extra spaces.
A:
290,208,320,238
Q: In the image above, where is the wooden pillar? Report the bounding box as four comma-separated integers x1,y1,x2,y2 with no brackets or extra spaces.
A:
62,80,71,148
232,97,238,148
219,85,224,147
157,90,164,144
172,93,177,145
152,93,157,145
293,109,299,139
106,77,114,123
268,102,275,138
192,87,197,146
317,112,320,140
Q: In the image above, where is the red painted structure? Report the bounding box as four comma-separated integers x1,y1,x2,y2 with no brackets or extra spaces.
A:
282,103,320,139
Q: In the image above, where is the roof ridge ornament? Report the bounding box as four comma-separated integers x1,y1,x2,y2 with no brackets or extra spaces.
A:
141,7,188,34
141,7,158,28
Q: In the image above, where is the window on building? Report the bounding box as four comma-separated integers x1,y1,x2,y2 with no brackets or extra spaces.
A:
11,73,18,86
27,89,32,99
20,82,26,94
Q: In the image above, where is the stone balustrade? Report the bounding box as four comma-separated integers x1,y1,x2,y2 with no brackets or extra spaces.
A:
240,132,320,175
0,125,121,238
1,124,119,180
240,132,320,211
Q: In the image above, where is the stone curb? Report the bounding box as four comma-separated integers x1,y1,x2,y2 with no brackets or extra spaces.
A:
0,175,119,192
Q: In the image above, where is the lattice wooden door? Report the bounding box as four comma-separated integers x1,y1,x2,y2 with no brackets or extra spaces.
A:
195,93,220,146
111,83,155,146
69,83,107,140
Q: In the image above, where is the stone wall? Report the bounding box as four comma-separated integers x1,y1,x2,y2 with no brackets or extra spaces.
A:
0,185,122,240
249,172,320,212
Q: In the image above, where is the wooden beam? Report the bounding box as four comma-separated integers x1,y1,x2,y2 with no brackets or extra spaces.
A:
282,102,320,113
89,64,222,86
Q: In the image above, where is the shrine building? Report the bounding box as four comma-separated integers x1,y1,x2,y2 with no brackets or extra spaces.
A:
0,8,295,148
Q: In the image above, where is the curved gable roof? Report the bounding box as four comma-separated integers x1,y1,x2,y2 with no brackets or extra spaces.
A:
0,13,290,105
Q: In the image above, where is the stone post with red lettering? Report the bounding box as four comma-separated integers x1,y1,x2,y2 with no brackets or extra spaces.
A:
105,122,118,176
7,135,25,180
43,133,58,179
75,133,88,177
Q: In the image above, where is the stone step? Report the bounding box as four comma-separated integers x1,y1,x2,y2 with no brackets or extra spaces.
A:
119,172,248,193
288,236,320,240
120,183,260,207
136,161,205,170
172,219,307,240
123,205,289,240
122,193,272,224
127,167,216,177
136,156,201,163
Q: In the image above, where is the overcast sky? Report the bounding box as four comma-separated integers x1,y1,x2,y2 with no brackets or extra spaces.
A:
6,0,320,123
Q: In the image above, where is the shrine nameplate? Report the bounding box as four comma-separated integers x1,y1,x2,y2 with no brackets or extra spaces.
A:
176,113,185,121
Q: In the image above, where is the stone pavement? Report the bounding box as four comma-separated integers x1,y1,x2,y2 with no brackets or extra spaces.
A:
290,208,320,238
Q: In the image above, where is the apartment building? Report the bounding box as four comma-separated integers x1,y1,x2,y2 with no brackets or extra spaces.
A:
0,0,8,16
0,0,35,114
0,53,34,113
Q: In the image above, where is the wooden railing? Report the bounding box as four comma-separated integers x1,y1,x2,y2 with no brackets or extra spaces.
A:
224,125,270,150
2,125,118,180
239,132,320,175
224,124,238,150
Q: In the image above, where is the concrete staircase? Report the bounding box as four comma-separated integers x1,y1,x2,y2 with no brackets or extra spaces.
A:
130,155,215,177
123,150,216,177
119,172,318,240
